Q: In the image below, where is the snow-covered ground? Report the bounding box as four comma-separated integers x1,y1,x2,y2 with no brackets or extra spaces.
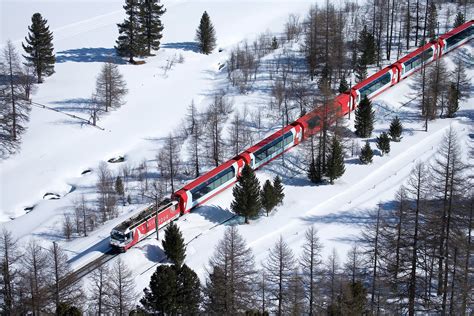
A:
1,0,473,301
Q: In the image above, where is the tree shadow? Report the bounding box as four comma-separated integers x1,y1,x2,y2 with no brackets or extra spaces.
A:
50,98,93,113
141,244,165,263
192,204,235,224
56,47,126,64
162,42,200,53
67,236,112,264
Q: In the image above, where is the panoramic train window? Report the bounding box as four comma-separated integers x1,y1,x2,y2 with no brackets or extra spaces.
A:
307,115,321,130
254,131,294,164
358,72,391,99
403,48,433,73
446,26,473,49
191,167,236,200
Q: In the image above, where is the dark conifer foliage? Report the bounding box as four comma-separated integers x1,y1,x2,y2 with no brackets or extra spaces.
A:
116,0,145,63
389,116,403,142
359,141,374,164
358,25,376,65
376,132,390,156
354,96,375,138
261,180,277,216
453,12,465,28
338,76,349,93
22,13,55,83
140,265,177,314
231,165,261,224
446,82,459,118
273,176,284,205
196,11,217,54
326,136,345,184
271,36,279,50
139,0,166,55
176,264,201,314
162,222,186,267
308,154,323,184
354,59,368,82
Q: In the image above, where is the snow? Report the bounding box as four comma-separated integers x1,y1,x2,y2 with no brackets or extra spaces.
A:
1,0,473,305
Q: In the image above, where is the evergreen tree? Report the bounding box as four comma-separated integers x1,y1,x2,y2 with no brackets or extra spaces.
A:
376,132,390,156
140,265,177,314
453,12,465,28
354,58,367,82
446,82,459,118
271,36,279,50
307,154,323,184
139,0,166,55
426,2,438,41
389,116,403,141
231,165,261,224
22,13,55,83
358,25,376,65
359,141,373,164
115,176,124,196
162,222,186,267
326,136,345,184
116,0,145,63
195,11,217,54
273,176,284,205
261,180,277,216
354,95,375,138
338,76,349,93
176,264,201,314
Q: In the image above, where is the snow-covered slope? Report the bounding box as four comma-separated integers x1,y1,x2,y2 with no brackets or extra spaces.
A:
1,0,473,303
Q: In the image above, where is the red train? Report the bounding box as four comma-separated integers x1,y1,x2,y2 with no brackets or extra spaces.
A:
110,20,473,252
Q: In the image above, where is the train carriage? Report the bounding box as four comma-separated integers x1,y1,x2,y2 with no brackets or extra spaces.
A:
394,41,439,81
243,124,303,170
439,20,474,54
173,158,245,214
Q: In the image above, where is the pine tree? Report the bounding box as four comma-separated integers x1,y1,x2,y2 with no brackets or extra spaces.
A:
231,165,261,224
358,25,376,65
446,82,459,118
354,96,375,138
389,116,403,142
355,58,368,82
195,11,217,54
261,180,277,217
139,0,166,55
140,265,177,314
162,222,186,267
273,176,284,205
22,13,55,83
359,141,374,164
338,76,349,93
116,0,145,63
453,12,465,28
176,264,201,314
308,153,323,184
326,136,345,184
426,2,438,41
376,132,390,156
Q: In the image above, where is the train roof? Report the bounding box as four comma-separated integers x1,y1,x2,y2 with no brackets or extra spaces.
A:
396,41,436,64
352,65,394,91
180,159,238,191
439,19,473,39
113,198,174,233
245,125,296,154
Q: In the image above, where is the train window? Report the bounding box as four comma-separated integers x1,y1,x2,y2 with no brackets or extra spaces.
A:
254,131,294,165
191,167,236,200
111,230,125,242
307,115,321,130
446,26,473,49
403,48,433,73
358,72,391,99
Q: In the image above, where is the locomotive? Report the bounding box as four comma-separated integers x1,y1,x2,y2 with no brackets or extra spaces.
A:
110,20,473,252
